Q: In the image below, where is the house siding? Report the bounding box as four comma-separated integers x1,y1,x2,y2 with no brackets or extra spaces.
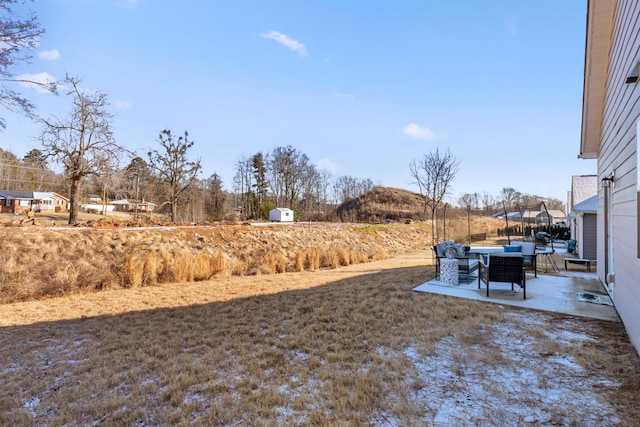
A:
597,0,640,352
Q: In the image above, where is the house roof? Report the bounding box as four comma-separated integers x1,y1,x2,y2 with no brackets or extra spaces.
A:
574,195,598,213
538,210,566,218
0,190,35,199
512,210,540,219
580,0,616,159
571,175,597,208
0,190,68,201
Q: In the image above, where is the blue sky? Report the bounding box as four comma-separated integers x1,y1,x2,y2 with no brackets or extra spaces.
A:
2,0,595,204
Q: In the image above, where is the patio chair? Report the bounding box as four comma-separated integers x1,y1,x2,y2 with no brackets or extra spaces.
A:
433,241,478,279
507,241,537,277
478,254,526,299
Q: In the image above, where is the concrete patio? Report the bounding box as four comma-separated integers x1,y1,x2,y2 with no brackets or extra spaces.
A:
413,270,620,322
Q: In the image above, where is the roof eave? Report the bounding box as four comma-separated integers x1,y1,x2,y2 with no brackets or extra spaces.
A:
580,0,616,160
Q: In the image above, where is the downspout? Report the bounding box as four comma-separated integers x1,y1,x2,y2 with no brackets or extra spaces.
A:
602,174,614,290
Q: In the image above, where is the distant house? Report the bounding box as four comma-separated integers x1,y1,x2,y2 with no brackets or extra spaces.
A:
0,190,68,214
269,207,294,222
111,199,156,213
511,210,540,224
568,175,598,260
536,210,566,225
86,194,102,203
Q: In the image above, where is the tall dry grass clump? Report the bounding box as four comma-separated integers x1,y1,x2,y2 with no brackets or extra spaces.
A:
142,251,161,285
306,248,320,271
122,255,144,288
295,250,305,272
259,252,288,274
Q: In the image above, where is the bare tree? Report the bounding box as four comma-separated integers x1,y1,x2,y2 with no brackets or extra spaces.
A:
147,130,201,223
40,75,124,224
410,148,459,243
317,169,333,219
232,154,253,219
333,175,374,205
268,145,310,210
0,0,57,129
500,187,519,210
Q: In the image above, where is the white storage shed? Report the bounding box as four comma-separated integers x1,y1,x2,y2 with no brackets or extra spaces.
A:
269,207,294,222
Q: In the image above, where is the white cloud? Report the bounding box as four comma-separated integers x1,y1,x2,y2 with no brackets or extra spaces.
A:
16,72,57,94
259,30,308,57
505,16,519,35
402,123,437,141
332,92,355,100
38,49,60,61
114,100,133,110
316,157,340,172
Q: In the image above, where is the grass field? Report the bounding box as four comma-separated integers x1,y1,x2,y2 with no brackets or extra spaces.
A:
0,251,639,426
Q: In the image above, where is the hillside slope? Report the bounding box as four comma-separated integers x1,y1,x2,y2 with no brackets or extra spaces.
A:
336,187,426,222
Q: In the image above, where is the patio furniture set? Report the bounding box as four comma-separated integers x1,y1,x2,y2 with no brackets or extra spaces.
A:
433,241,538,300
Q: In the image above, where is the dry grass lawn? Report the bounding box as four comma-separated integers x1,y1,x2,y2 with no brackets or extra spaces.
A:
1,251,639,426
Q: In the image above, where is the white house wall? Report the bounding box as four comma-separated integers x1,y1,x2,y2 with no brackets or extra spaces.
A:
597,0,640,351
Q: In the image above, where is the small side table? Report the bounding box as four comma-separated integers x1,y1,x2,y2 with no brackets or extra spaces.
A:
440,258,459,286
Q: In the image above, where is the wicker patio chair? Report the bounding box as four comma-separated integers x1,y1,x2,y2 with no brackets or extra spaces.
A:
433,242,478,279
478,254,526,299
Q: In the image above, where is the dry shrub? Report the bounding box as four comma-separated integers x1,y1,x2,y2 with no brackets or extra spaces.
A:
259,253,276,274
321,249,340,269
259,252,287,274
142,251,161,285
49,263,79,295
275,253,287,273
295,250,305,272
336,248,351,266
369,249,388,261
123,255,144,288
234,259,247,276
352,250,369,264
194,253,213,281
209,251,227,277
174,250,195,282
160,251,176,283
306,248,320,271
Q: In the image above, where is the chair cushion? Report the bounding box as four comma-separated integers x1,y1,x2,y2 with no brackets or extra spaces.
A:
454,243,465,257
504,245,522,253
519,242,536,255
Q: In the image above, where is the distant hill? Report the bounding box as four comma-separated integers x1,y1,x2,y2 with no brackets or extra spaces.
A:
336,187,426,223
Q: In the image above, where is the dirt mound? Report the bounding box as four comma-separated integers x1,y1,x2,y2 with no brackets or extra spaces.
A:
336,187,426,222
